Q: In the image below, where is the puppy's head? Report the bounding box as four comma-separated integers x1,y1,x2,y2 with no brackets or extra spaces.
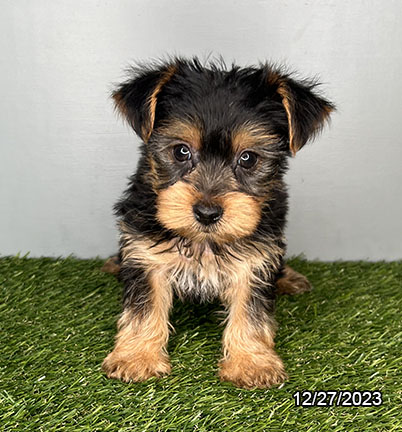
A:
114,57,334,244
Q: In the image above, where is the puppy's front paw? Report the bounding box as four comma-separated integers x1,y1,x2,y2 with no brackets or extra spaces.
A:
102,350,171,382
219,350,288,389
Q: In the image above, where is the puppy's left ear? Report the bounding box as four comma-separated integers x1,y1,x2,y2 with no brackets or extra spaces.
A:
112,62,177,142
267,69,335,155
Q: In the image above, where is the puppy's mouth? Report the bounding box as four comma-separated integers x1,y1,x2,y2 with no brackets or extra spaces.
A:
187,218,242,245
195,222,221,236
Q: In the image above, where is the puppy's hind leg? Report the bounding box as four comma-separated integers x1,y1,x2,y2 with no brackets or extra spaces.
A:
100,255,121,276
276,265,312,295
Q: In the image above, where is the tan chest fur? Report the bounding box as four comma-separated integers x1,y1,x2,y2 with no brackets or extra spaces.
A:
120,223,283,303
120,233,231,301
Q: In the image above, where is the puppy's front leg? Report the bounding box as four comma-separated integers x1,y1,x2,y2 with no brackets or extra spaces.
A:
102,263,173,382
220,270,288,389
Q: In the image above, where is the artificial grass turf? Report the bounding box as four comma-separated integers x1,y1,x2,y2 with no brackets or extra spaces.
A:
0,257,401,432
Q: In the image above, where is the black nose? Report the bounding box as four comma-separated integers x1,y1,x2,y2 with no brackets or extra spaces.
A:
193,202,223,226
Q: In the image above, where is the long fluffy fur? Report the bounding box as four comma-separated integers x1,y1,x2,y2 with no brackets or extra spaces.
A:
102,57,334,388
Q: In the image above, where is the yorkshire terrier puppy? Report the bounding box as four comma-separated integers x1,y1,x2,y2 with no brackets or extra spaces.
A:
102,57,334,389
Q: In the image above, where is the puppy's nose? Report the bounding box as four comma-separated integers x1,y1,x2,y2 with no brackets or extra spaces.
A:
193,202,223,226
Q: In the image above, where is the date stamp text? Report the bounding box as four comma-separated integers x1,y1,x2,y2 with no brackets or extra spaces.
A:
293,390,382,407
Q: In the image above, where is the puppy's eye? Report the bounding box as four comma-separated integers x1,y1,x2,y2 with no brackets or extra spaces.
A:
238,151,258,169
173,144,192,162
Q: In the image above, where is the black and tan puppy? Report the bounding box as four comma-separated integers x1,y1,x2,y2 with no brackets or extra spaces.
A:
102,57,334,389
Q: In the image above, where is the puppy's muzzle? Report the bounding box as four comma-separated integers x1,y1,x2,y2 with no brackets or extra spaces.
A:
193,202,223,226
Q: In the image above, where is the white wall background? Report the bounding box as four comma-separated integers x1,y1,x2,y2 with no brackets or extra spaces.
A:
1,0,401,260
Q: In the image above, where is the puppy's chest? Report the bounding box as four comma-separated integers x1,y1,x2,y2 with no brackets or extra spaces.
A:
168,246,227,302
122,234,244,301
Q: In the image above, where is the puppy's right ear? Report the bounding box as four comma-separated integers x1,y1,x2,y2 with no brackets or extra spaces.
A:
112,62,177,142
